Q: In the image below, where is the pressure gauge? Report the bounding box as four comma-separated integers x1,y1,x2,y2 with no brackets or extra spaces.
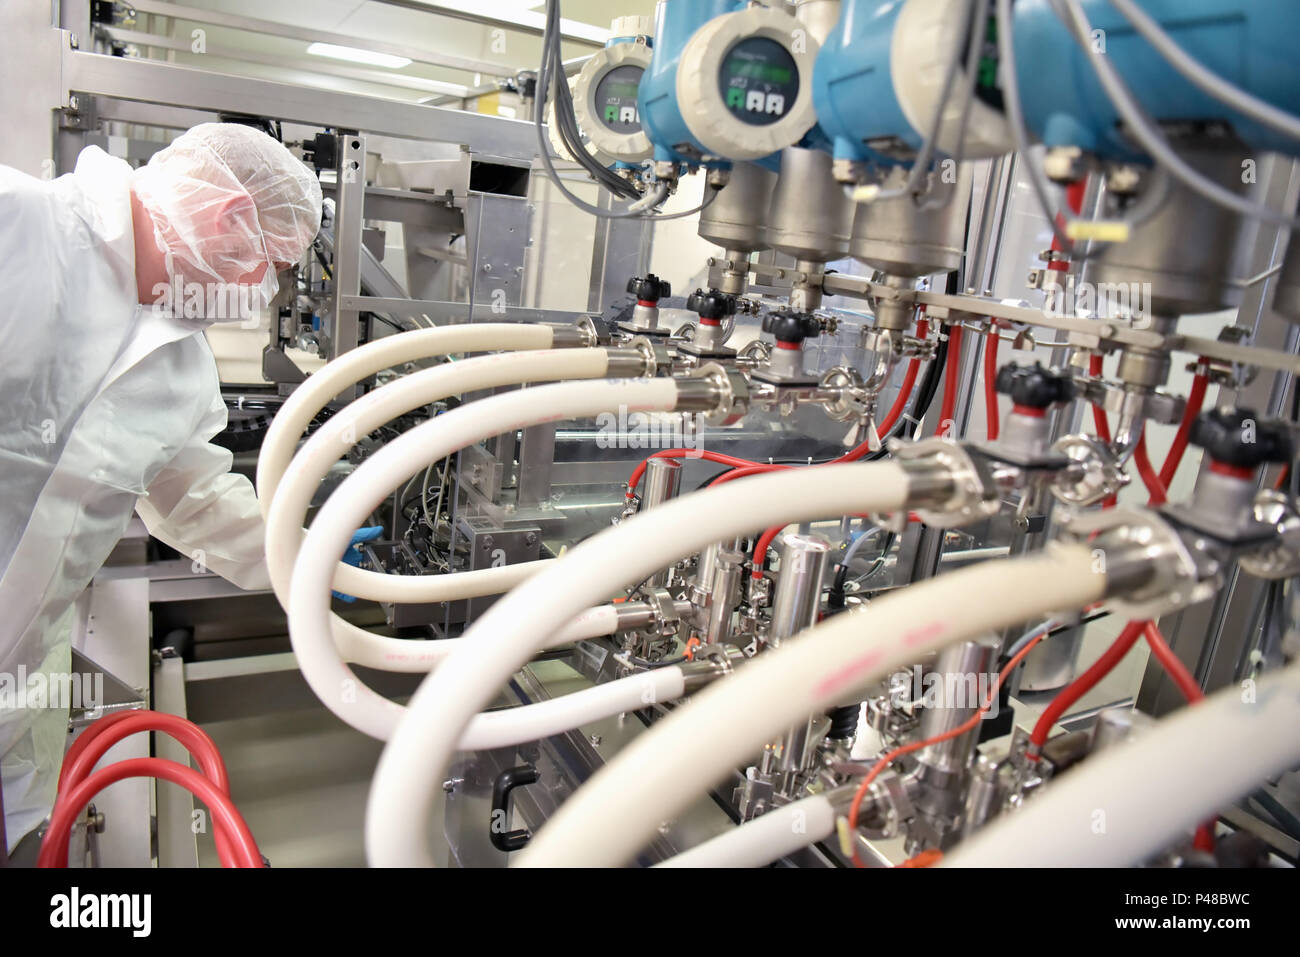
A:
676,5,818,162
572,39,654,164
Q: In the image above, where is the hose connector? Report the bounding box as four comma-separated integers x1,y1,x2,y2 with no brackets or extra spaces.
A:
1058,507,1219,619
1050,433,1131,506
890,437,1000,528
674,362,751,426
679,644,745,693
623,335,673,377
547,315,600,349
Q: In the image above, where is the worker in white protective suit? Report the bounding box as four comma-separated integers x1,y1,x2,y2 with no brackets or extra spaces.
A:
0,123,323,853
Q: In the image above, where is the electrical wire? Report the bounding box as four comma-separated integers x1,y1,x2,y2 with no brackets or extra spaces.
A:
866,0,979,205
1050,0,1300,231
534,0,667,218
846,625,1046,867
1106,0,1300,144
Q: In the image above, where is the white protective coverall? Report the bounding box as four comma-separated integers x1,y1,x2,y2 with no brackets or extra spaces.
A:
0,124,322,850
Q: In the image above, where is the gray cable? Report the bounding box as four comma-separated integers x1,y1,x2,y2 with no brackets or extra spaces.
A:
1051,0,1300,231
995,0,1105,258
868,0,977,205
534,0,687,220
1107,0,1300,144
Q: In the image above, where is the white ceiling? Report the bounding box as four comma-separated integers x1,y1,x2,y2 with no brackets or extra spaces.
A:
115,0,660,101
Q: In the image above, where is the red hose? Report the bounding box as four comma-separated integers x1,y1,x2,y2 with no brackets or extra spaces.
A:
983,326,1000,441
750,525,784,580
57,710,239,865
1088,354,1112,444
60,711,229,793
1143,621,1202,704
625,450,769,499
39,758,263,868
1029,620,1146,752
1159,372,1208,489
938,324,964,436
1142,621,1215,851
1133,433,1168,506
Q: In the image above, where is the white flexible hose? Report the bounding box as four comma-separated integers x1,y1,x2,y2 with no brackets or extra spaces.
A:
258,324,555,512
656,793,838,868
334,602,621,672
257,323,554,515
364,462,918,866
943,657,1300,867
288,377,682,740
264,348,611,669
516,545,1105,867
463,666,684,751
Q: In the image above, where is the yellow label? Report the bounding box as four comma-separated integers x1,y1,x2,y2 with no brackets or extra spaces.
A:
1066,220,1131,243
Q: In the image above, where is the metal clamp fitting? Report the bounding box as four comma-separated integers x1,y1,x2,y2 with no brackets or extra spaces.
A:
674,361,751,426
889,438,1001,528
1050,433,1131,506
1058,507,1219,619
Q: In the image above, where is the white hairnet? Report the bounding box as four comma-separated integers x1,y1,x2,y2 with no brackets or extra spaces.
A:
131,122,323,318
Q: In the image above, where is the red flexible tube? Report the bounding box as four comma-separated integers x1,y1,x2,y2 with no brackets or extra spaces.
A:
1133,433,1168,506
750,525,783,580
60,711,229,793
1142,621,1203,704
39,758,262,868
1142,621,1215,851
1028,620,1146,752
848,627,1047,866
57,710,239,864
625,450,770,499
938,324,964,437
58,711,141,791
983,327,1000,441
1159,372,1208,489
874,317,930,445
1088,354,1112,444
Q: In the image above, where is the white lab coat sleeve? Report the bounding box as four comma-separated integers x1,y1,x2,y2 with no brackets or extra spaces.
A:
134,390,272,591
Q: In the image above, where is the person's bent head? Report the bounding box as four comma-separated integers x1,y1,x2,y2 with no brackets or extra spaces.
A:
131,122,323,315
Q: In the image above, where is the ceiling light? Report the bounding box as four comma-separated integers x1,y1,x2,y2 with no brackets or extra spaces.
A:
306,42,412,70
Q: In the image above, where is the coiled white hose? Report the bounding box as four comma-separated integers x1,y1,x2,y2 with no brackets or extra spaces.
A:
264,348,613,669
364,462,920,866
288,378,683,740
257,323,555,514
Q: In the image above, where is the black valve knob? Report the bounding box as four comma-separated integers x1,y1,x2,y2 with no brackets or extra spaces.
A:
686,287,736,321
1189,407,1292,470
627,274,670,303
994,362,1076,410
761,309,821,345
